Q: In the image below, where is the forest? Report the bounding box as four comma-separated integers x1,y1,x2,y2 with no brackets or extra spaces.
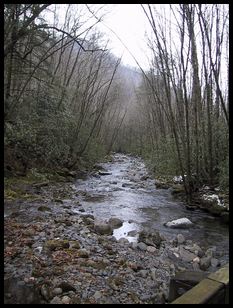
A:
4,4,229,199
4,4,229,305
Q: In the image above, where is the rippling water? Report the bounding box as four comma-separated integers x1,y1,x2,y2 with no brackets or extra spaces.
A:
73,153,229,261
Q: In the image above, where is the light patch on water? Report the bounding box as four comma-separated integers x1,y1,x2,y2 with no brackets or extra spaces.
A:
113,221,141,242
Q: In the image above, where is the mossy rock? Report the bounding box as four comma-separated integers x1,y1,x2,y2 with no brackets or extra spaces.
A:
45,239,70,251
171,184,185,195
208,204,225,216
69,241,80,249
155,180,170,189
38,205,51,212
5,187,41,201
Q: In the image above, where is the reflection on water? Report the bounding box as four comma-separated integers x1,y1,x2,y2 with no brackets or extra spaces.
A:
113,221,141,242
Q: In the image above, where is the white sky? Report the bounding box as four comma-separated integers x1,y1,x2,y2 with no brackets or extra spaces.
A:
43,4,153,70
42,4,228,82
95,4,152,70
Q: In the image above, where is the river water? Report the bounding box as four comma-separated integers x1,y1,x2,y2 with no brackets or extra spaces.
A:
73,153,229,261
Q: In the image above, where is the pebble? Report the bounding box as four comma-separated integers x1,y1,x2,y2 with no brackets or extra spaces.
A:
93,291,102,300
53,288,63,295
50,296,62,304
61,296,71,304
147,246,157,253
177,234,185,244
137,242,147,251
211,258,220,267
193,257,200,263
78,249,90,258
40,284,50,301
150,268,156,280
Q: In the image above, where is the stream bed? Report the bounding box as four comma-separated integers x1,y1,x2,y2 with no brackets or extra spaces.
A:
4,153,229,304
72,153,229,259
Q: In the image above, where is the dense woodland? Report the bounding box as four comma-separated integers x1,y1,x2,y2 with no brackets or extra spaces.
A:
4,4,229,200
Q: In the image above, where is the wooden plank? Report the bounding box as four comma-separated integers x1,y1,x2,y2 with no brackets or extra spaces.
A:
171,278,223,304
208,264,229,285
168,271,209,302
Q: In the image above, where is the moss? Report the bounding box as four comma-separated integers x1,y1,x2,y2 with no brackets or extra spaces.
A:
45,239,70,251
38,205,51,212
4,186,42,201
171,184,185,194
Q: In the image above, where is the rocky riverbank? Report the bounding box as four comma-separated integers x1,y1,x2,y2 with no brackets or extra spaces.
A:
154,177,229,224
4,186,226,304
4,154,228,304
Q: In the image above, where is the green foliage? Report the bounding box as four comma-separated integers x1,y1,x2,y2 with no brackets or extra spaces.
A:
142,137,181,177
219,155,229,191
84,138,108,165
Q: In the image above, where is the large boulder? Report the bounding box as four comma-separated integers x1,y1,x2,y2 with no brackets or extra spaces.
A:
179,246,197,262
200,194,226,215
138,229,163,248
164,218,193,229
94,222,113,235
108,217,123,229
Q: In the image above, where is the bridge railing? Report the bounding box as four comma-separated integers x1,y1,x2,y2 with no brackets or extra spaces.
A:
169,264,229,304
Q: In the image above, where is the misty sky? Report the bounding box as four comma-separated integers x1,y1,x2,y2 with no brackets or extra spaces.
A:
95,4,152,69
42,4,153,70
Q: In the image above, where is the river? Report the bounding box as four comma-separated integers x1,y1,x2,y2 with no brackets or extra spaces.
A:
72,153,229,262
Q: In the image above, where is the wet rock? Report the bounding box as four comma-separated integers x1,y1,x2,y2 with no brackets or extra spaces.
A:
53,288,63,295
61,296,71,304
210,258,220,268
63,204,71,209
122,182,134,188
44,239,69,251
40,284,51,301
192,257,200,263
50,296,62,304
53,198,63,204
94,223,113,235
110,181,118,185
34,246,43,254
137,242,147,251
138,269,148,278
38,206,51,212
150,268,157,280
78,249,89,258
200,256,211,270
118,238,129,244
69,241,80,249
128,220,135,224
155,180,169,189
146,246,157,253
93,291,102,301
127,261,143,272
58,282,76,292
205,246,216,258
171,184,185,194
179,246,196,262
127,230,137,237
192,244,204,258
192,262,201,271
130,242,138,249
140,175,149,181
177,234,185,244
138,230,163,248
108,217,123,228
164,218,193,229
99,171,112,176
